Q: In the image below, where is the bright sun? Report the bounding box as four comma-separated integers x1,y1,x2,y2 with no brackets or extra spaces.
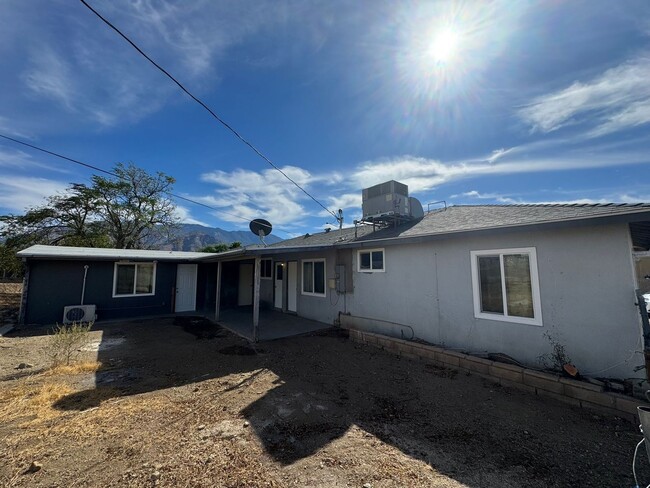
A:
428,27,460,64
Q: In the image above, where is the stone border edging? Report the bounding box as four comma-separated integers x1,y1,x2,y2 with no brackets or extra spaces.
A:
347,328,647,423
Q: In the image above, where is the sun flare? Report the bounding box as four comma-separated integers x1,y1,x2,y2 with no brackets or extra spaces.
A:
428,27,460,64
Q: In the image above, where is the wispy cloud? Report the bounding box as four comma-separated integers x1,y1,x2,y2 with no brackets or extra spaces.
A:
189,140,650,229
0,116,34,140
5,1,339,131
451,190,518,204
486,148,512,163
0,146,71,173
349,149,649,195
518,56,650,137
22,48,76,111
453,189,650,206
0,175,67,213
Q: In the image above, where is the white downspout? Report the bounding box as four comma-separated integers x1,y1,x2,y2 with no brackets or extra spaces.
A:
80,265,89,305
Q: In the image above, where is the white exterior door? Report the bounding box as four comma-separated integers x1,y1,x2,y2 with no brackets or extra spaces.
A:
274,263,284,309
287,261,297,313
238,263,254,306
175,264,197,312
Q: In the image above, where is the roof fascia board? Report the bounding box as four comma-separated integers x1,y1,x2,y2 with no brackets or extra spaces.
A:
18,254,204,262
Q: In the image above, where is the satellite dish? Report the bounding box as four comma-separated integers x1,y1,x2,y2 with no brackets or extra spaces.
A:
250,218,272,237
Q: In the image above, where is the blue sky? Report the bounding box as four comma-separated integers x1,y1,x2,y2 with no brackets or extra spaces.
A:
1,0,649,237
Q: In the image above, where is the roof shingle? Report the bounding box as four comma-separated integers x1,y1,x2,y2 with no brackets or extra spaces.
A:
267,203,650,249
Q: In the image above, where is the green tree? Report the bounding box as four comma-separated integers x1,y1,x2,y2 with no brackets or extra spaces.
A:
0,183,109,250
89,163,177,249
200,242,242,253
0,163,178,251
0,244,23,280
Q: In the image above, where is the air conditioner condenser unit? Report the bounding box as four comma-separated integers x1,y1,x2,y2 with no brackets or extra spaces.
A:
62,304,97,324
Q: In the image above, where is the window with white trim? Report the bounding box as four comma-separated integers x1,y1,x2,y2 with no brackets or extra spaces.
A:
261,259,273,279
357,248,385,272
113,262,156,297
302,259,326,297
470,248,542,326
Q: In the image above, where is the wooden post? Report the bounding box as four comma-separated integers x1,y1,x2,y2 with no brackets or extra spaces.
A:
215,261,222,321
253,257,261,342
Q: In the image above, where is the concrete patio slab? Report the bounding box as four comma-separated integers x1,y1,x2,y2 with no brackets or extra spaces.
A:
217,308,332,341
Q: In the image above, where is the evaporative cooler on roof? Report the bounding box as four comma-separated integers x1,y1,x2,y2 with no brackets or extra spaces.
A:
361,180,423,223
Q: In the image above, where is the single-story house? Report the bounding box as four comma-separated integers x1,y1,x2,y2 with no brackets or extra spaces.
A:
17,202,650,380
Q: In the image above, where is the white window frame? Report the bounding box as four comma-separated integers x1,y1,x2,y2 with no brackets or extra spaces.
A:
112,261,157,298
470,247,542,326
301,258,326,297
260,259,273,280
357,248,385,273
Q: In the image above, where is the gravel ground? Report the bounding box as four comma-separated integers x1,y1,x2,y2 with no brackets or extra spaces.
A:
0,316,648,487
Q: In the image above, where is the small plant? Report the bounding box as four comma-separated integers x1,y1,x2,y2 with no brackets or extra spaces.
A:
538,331,572,372
48,321,93,367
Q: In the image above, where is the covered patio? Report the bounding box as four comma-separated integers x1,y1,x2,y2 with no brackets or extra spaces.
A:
216,307,331,341
208,253,333,341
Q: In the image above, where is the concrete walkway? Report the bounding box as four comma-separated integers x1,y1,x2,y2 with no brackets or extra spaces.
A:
217,307,332,341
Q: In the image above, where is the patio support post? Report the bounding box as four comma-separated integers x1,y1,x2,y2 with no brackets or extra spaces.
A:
215,261,222,321
253,256,261,342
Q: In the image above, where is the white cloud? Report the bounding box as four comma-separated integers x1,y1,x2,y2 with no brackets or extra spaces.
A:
612,192,650,203
174,205,208,226
486,148,512,163
452,190,518,204
0,175,68,213
197,165,333,228
327,193,362,211
519,56,650,136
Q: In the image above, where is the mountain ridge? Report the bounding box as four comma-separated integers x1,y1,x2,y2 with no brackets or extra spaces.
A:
149,223,282,251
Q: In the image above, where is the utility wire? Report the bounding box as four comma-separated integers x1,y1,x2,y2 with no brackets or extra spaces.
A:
79,0,338,221
0,133,118,178
0,133,285,234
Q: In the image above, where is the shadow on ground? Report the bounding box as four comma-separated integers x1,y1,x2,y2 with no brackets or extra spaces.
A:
48,316,645,487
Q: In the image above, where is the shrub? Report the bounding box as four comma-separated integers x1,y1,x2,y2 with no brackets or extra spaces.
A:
48,321,93,367
538,331,572,372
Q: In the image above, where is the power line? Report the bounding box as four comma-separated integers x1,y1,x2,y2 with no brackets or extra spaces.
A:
78,0,338,221
0,133,119,178
0,132,287,234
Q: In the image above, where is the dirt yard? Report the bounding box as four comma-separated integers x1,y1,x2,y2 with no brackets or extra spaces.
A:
0,317,647,487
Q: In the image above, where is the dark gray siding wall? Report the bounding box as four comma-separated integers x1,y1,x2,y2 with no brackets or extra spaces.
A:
24,260,178,325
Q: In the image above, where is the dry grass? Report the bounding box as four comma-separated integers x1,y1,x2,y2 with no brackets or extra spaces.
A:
30,382,73,407
46,361,102,376
0,380,73,425
0,362,102,427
